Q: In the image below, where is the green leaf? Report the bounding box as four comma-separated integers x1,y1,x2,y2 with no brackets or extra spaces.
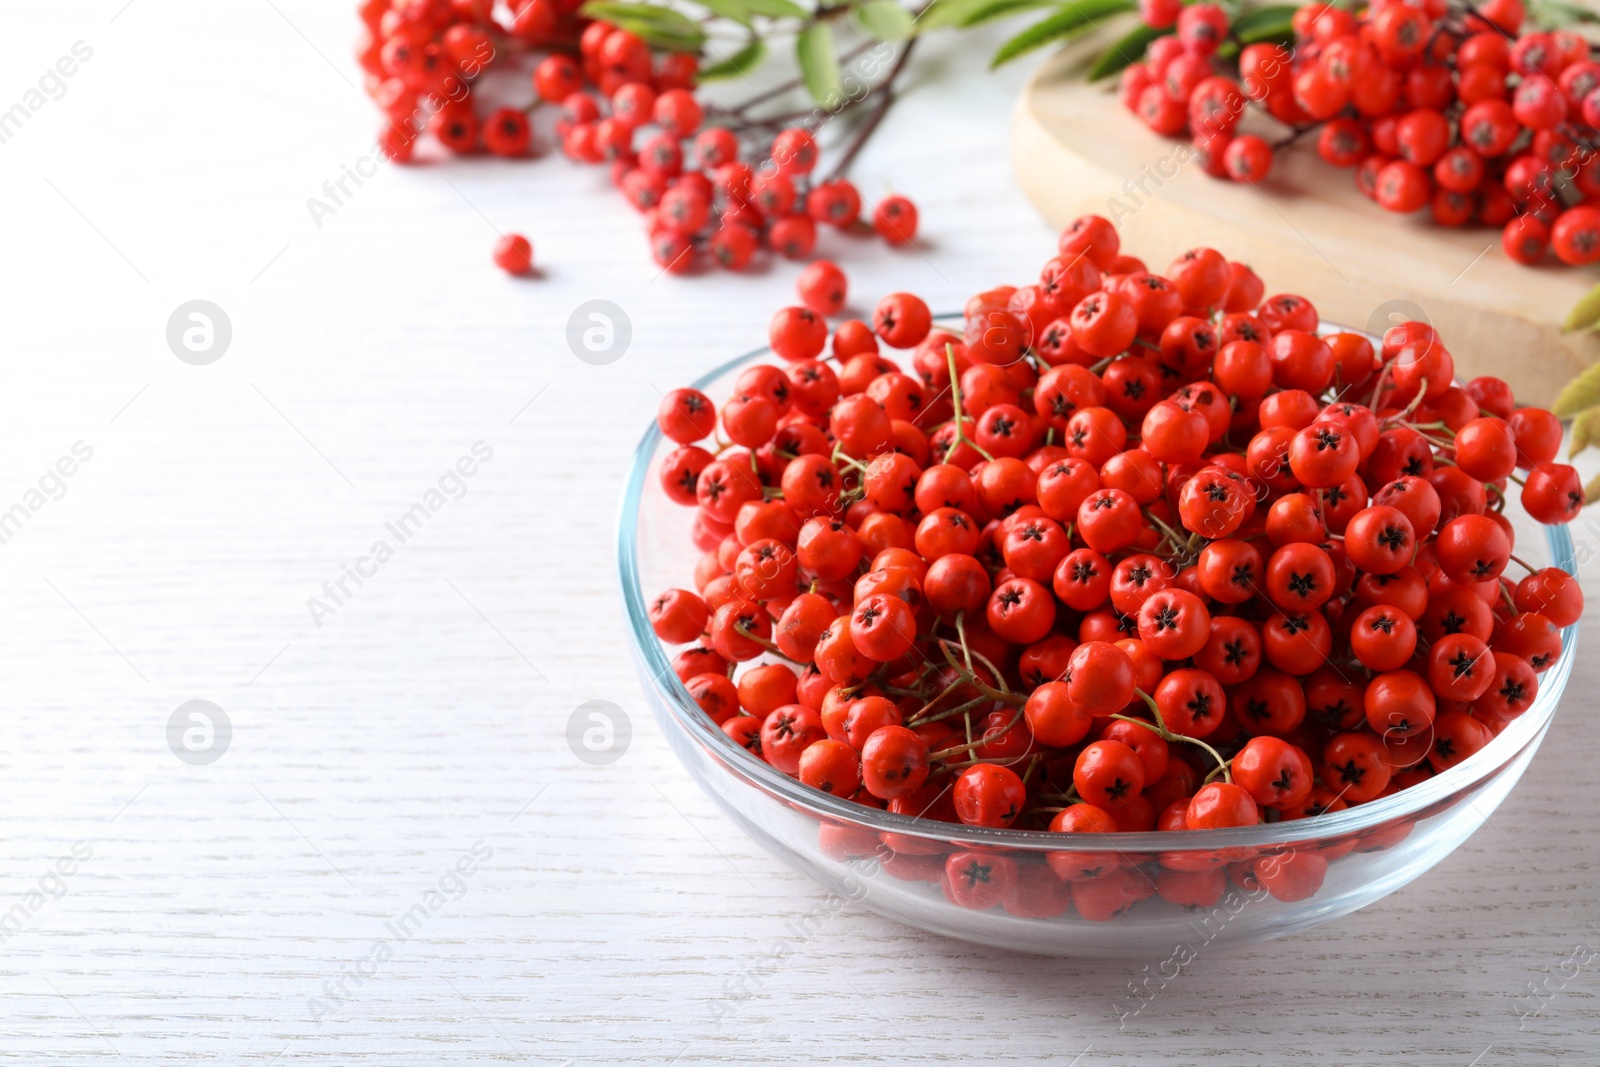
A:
1554,361,1600,419
580,1,707,48
856,0,917,39
1229,2,1297,43
693,0,753,25
1086,21,1167,79
797,22,843,105
1570,405,1600,457
1564,280,1600,333
743,0,808,17
1531,0,1600,29
991,0,1136,68
916,0,997,28
698,36,767,80
957,0,1057,27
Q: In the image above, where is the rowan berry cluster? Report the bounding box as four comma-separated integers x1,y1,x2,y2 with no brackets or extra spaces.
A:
1123,0,1600,266
357,0,919,276
648,214,1583,916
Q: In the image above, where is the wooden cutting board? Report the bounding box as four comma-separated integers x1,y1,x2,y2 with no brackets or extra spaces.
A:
1009,36,1600,409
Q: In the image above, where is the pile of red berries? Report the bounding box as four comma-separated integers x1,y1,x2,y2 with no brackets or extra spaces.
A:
646,214,1584,915
1122,0,1600,266
357,0,919,276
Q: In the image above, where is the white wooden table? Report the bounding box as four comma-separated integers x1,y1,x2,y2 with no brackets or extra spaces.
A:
3,3,1599,1064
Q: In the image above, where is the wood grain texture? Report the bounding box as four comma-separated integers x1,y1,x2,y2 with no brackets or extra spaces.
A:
1010,34,1600,410
1,4,1599,1064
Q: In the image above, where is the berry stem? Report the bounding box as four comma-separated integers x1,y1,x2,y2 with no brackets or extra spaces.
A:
928,705,1023,761
1269,124,1319,151
1019,752,1043,786
1397,377,1431,421
829,445,871,474
910,693,997,727
954,608,975,673
820,38,917,183
942,343,994,463
1143,508,1192,558
1121,688,1232,783
733,622,799,662
935,637,1025,707
1364,361,1393,412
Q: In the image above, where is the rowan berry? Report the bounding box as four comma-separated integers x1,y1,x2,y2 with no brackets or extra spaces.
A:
1453,417,1518,482
850,592,917,662
953,763,1026,828
945,851,1018,911
1001,515,1070,583
1265,542,1335,611
768,215,817,260
1262,609,1332,676
1503,215,1552,264
1515,567,1583,627
1139,0,1181,28
860,726,929,799
1553,206,1600,266
1076,487,1143,554
1073,740,1146,810
1321,731,1391,802
1255,850,1328,902
1058,214,1120,269
797,738,860,798
1136,589,1211,660
1044,549,1106,615
874,293,933,350
1288,422,1358,487
1179,467,1249,539
1223,135,1273,182
770,128,818,175
1186,782,1259,829
1523,464,1585,524
1234,736,1314,810
1069,292,1138,358
1435,514,1511,583
1350,605,1417,672
492,234,534,275
1177,3,1230,56
1344,505,1416,576
1429,712,1492,774
874,195,919,245
1364,670,1436,740
1102,451,1166,509
987,577,1056,644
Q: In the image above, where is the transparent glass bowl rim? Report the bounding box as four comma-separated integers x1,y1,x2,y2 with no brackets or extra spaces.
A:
616,320,1580,855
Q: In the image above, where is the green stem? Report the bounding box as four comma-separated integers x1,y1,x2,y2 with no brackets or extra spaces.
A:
954,608,975,673
928,705,1024,762
936,638,1025,707
910,693,998,728
1114,688,1232,783
734,623,797,662
942,343,993,464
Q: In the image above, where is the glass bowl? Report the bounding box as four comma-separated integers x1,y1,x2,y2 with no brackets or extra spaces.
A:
616,324,1579,957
